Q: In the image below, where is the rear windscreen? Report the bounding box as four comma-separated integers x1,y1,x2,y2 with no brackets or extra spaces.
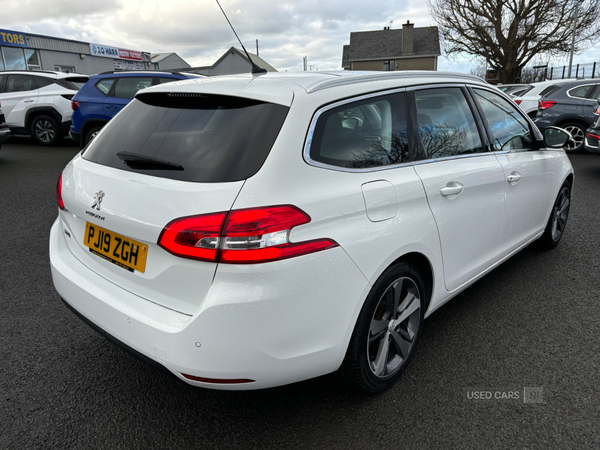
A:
82,93,289,182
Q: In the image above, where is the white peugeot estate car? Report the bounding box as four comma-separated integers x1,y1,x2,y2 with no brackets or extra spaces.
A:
50,71,573,392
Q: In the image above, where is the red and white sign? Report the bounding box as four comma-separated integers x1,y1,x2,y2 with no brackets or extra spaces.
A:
118,49,143,61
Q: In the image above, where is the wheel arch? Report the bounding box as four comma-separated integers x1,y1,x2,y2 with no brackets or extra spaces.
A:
25,107,63,132
81,119,107,141
388,251,434,311
556,118,591,129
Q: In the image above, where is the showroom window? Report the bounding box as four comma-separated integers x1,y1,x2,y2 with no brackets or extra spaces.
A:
0,47,41,71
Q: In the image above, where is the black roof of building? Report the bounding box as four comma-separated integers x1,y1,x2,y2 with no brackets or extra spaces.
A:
342,27,440,68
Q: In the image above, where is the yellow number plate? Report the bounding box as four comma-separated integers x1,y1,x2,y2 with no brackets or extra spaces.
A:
84,222,148,273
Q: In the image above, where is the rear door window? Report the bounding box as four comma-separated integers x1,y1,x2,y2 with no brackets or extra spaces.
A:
308,92,409,169
6,75,36,92
82,93,289,182
113,77,153,99
568,85,594,99
157,77,180,85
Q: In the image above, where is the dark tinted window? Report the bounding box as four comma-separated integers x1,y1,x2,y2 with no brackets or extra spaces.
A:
539,85,559,97
57,76,88,90
6,75,35,92
157,77,179,85
474,88,534,151
33,76,54,89
113,77,153,99
568,85,594,99
82,93,289,182
0,75,5,92
309,92,408,168
415,87,484,159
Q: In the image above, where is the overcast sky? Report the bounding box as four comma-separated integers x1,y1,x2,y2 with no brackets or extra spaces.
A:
1,0,596,74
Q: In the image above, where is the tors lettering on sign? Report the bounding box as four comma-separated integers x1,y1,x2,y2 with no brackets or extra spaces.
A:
0,29,27,47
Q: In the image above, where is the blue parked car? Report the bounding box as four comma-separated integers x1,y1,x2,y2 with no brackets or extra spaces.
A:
70,71,204,148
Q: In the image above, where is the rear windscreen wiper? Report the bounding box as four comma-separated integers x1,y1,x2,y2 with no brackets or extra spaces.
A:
116,152,184,171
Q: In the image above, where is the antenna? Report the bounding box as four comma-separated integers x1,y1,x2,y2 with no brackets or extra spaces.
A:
215,0,267,74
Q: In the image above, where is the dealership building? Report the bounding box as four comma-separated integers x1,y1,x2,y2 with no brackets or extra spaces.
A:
0,28,190,74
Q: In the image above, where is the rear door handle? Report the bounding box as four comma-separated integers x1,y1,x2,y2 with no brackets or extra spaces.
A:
106,105,119,110
440,182,464,198
24,99,35,103
507,172,522,184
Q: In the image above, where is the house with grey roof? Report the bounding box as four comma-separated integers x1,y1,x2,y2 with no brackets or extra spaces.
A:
150,53,190,70
342,21,440,72
175,47,276,76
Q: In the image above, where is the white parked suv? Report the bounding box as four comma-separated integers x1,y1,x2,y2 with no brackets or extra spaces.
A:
0,70,88,145
51,71,574,392
513,80,571,118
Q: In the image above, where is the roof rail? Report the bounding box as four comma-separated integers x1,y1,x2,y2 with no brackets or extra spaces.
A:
0,69,60,75
97,70,175,75
305,71,487,94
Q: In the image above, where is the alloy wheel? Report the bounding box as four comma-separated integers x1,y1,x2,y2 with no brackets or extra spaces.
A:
34,120,56,144
368,277,421,378
551,186,570,242
564,125,584,151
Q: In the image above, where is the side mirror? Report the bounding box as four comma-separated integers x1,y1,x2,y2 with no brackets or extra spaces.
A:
543,126,572,148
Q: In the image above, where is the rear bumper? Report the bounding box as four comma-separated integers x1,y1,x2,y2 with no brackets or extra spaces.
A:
60,120,72,136
69,129,81,145
0,126,10,145
50,218,370,390
585,128,600,155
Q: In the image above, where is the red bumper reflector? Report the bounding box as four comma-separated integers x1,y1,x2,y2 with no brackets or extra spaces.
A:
587,132,600,140
57,173,65,210
181,373,255,384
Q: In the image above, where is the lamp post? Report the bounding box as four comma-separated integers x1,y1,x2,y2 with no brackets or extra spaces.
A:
568,0,582,78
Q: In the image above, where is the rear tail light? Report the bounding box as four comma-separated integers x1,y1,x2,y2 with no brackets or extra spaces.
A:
158,205,338,264
57,174,65,210
71,101,80,111
594,104,600,115
538,100,556,110
514,99,522,105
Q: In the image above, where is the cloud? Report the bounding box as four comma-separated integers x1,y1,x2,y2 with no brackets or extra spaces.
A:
0,0,490,73
0,0,122,24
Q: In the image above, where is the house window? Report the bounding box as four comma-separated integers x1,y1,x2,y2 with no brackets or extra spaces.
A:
383,60,395,71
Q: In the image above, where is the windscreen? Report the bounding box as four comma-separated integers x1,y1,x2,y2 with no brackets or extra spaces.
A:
82,93,290,182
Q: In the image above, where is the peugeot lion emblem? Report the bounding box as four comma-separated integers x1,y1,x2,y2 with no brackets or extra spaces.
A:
91,190,105,211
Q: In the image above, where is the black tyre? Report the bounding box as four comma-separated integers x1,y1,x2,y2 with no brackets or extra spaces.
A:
339,262,426,392
31,115,61,146
85,126,103,147
561,122,586,153
539,180,571,249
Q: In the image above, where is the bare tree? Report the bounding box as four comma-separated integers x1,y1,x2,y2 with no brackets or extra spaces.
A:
469,61,487,79
429,0,600,83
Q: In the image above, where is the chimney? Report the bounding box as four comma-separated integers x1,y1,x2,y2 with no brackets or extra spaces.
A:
402,20,414,55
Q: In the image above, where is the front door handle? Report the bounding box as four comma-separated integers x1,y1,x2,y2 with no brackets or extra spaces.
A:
24,99,35,103
440,182,464,198
507,171,522,184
